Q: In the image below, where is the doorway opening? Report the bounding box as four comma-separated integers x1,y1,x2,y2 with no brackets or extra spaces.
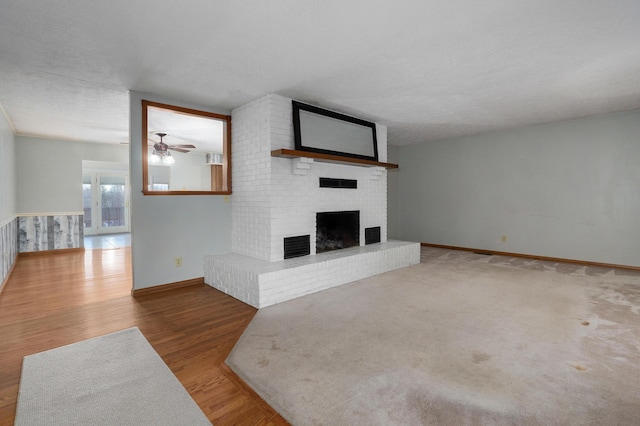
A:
82,161,130,236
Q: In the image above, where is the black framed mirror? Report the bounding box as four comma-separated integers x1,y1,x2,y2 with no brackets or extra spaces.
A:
292,100,378,161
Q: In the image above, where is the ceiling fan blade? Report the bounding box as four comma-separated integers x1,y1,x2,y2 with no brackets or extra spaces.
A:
169,147,190,153
171,144,196,149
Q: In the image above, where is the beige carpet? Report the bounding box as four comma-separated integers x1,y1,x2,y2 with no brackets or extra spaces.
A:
227,247,640,425
15,327,211,426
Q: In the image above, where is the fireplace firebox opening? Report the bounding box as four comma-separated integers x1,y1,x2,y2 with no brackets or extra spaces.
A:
316,211,360,254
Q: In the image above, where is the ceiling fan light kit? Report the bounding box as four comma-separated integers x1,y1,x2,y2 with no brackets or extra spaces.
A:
150,151,175,164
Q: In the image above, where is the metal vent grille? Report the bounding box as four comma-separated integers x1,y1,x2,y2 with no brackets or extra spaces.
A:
284,235,310,259
365,226,381,245
319,178,357,189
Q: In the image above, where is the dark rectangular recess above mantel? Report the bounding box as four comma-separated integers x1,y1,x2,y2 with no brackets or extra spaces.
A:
271,149,398,169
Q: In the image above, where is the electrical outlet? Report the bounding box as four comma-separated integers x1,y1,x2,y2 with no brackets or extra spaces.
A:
224,195,229,203
501,235,507,242
175,257,182,267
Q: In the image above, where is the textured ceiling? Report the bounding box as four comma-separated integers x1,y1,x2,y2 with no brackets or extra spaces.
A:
1,1,639,146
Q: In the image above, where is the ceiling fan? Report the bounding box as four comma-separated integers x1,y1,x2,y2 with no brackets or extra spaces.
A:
151,132,196,154
149,132,196,164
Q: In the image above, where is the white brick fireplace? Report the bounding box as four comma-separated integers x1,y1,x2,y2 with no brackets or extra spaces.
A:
204,94,419,308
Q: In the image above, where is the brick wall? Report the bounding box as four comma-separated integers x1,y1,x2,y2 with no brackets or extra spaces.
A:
230,96,272,260
231,94,388,262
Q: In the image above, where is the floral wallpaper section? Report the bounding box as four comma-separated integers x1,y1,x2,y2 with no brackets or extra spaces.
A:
18,215,83,253
1,218,18,285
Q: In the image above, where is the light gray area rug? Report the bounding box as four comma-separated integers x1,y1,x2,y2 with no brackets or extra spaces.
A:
15,327,211,426
227,247,640,425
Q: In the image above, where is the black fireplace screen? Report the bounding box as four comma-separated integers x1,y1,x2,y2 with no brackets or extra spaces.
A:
316,211,360,253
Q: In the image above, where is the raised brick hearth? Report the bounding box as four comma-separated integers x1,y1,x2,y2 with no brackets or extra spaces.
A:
204,94,420,308
205,241,419,308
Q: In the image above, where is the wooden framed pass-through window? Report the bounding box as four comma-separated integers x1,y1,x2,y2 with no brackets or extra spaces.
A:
142,100,231,195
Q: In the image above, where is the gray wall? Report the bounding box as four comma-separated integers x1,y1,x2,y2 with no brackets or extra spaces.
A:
0,109,16,222
394,110,640,267
16,136,128,213
129,91,232,290
0,108,18,287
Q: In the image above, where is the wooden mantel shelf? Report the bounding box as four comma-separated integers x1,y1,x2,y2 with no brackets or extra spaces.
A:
271,149,398,169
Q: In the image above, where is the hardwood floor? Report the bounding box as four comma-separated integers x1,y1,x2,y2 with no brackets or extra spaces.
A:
0,247,289,425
